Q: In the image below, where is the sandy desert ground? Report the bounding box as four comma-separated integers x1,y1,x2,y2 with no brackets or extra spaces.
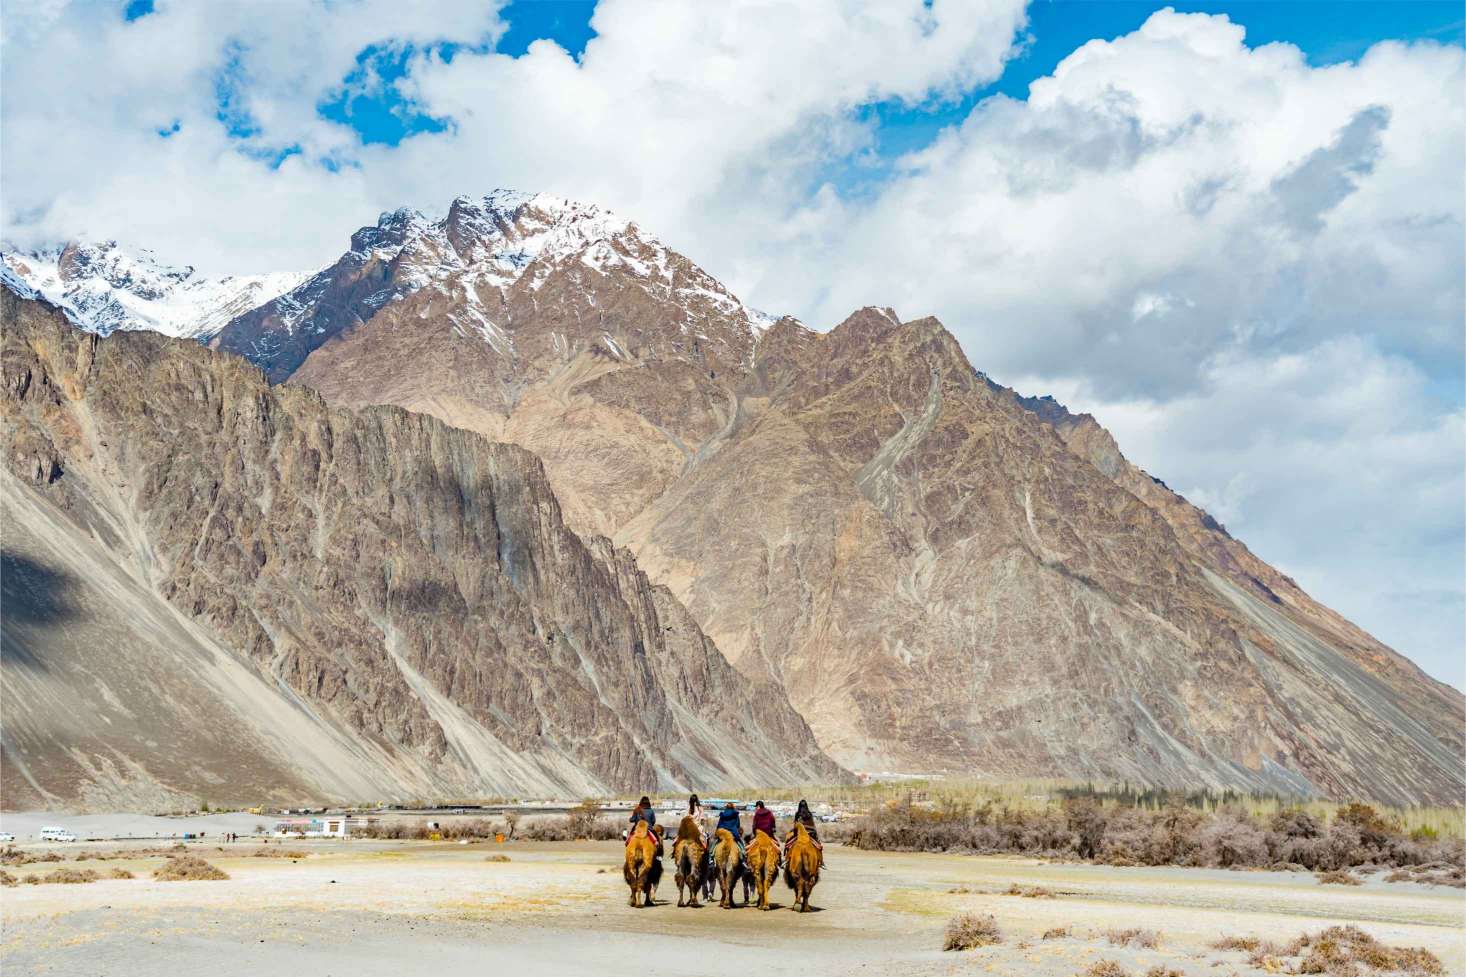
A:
2,833,1462,977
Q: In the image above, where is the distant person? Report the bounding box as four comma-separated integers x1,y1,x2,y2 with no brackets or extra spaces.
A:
716,800,744,858
751,800,775,840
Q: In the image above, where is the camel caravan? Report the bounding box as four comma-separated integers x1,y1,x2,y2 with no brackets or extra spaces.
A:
622,794,824,912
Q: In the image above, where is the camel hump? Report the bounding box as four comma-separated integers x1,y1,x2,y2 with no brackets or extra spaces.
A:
714,827,736,847
793,821,809,840
753,828,773,843
677,816,700,841
632,820,649,838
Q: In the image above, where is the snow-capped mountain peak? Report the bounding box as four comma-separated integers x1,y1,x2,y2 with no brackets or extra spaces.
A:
1,240,310,341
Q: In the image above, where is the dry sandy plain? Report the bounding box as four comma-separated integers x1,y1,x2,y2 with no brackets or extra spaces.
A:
2,835,1463,977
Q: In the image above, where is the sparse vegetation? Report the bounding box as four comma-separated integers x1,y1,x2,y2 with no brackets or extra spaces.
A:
0,847,61,866
1210,926,1442,975
943,912,1003,950
153,856,229,881
484,854,511,862
1005,882,1055,897
0,869,17,886
1079,961,1129,977
846,796,1464,873
107,868,134,879
1318,869,1363,885
22,868,99,884
1105,928,1161,948
1042,926,1072,940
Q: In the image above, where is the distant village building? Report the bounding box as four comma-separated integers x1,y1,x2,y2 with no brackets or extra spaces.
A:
272,815,375,837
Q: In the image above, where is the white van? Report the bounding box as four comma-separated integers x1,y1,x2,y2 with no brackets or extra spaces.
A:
39,826,77,842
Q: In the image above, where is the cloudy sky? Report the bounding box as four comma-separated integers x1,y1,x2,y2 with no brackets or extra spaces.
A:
3,0,1462,687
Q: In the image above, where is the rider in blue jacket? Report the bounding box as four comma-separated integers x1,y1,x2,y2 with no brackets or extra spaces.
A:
716,801,745,857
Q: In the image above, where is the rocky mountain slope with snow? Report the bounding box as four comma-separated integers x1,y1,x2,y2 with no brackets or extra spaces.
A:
1,290,841,810
212,191,1464,805
2,241,307,341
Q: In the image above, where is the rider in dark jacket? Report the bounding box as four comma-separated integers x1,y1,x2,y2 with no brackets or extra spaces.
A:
751,800,776,839
628,796,660,847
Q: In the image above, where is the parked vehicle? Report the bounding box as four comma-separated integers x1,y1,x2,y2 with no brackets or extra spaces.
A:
39,826,77,842
0,832,14,843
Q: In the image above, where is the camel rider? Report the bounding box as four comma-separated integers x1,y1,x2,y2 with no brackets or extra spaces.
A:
628,795,661,849
687,793,710,846
785,798,825,867
716,801,745,858
750,800,775,841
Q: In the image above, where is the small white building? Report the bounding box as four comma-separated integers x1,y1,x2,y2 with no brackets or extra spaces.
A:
272,816,374,837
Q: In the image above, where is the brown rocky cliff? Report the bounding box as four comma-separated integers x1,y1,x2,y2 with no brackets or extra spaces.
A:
1,291,843,806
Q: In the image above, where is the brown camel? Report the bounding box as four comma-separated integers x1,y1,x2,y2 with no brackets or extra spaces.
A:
712,827,743,908
745,828,780,910
623,820,661,907
672,816,706,907
783,822,820,912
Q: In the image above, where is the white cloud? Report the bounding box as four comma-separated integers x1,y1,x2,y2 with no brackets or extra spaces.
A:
1,2,1460,684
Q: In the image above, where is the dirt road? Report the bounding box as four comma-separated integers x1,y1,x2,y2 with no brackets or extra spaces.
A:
3,840,1461,976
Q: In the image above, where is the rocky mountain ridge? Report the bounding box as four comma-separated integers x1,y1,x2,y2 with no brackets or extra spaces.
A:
7,191,1461,806
223,193,1460,804
1,290,841,810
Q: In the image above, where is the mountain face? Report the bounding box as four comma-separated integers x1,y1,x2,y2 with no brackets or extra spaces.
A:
0,291,841,811
208,192,1464,806
1,241,307,341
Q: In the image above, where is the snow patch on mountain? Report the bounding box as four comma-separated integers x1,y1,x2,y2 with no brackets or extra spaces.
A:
1,242,309,341
290,190,775,342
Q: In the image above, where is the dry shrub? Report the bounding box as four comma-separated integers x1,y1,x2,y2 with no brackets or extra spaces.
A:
519,812,620,842
1042,926,1072,940
0,869,16,887
107,868,134,880
943,912,1002,950
153,856,229,881
1318,870,1363,886
1143,968,1183,977
484,854,511,863
1106,928,1161,948
27,868,99,885
1080,961,1129,977
0,848,61,866
948,884,976,894
1005,882,1054,897
844,795,1464,873
1214,927,1441,976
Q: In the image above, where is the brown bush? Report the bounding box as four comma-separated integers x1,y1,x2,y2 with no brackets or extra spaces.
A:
844,797,1463,873
484,854,511,863
26,868,99,884
1318,870,1362,886
1143,968,1183,977
1004,883,1055,898
153,856,229,881
1213,926,1441,976
1211,935,1262,952
107,868,135,880
519,813,621,841
1042,926,1072,940
0,848,61,866
1080,961,1129,977
1106,928,1161,948
943,912,1002,950
0,869,16,887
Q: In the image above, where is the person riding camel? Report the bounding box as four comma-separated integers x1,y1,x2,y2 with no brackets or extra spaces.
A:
750,800,775,841
687,793,710,846
627,795,661,850
716,800,745,859
784,798,824,867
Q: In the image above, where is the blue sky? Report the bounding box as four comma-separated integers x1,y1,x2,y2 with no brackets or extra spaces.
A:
308,1,1465,165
